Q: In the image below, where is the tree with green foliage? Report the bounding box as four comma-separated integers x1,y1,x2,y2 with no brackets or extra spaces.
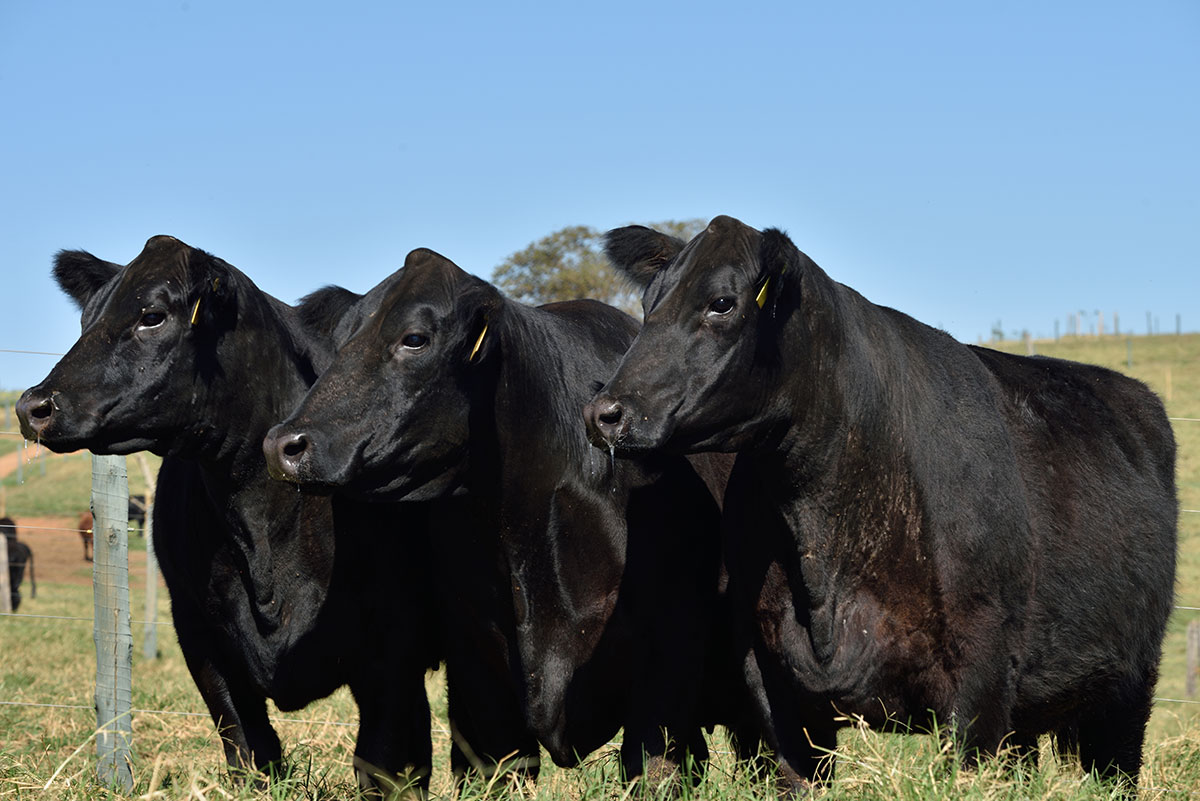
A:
492,219,705,317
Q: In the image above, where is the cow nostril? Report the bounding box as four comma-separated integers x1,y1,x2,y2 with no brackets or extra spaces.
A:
282,433,309,459
29,399,54,420
598,402,623,427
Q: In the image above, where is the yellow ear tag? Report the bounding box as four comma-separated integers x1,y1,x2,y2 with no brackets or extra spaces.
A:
469,323,488,361
755,277,770,309
190,297,202,326
212,277,220,291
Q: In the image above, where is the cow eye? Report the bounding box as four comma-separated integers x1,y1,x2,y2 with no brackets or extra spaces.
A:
138,310,167,329
708,297,736,315
399,333,429,350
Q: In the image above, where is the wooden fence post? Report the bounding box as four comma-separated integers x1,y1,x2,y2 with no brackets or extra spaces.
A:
0,534,11,615
91,453,133,791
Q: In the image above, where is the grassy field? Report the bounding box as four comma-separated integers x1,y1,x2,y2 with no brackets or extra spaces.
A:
1,393,20,459
0,334,1197,799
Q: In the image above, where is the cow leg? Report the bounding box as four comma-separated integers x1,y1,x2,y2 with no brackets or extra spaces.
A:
618,620,710,788
726,715,773,782
743,647,836,797
771,718,837,799
1003,731,1040,772
181,639,281,781
348,671,433,800
1074,681,1153,786
444,662,540,790
618,719,709,790
945,648,1018,766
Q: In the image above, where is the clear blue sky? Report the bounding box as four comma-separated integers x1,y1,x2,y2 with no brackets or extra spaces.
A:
2,0,1196,392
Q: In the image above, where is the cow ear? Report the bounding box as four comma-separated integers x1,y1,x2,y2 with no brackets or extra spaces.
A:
297,285,361,338
460,283,504,365
52,250,122,309
756,228,804,313
604,226,686,287
187,256,238,330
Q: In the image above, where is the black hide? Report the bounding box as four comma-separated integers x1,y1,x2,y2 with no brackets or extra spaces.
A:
264,248,757,781
585,216,1177,791
17,236,440,795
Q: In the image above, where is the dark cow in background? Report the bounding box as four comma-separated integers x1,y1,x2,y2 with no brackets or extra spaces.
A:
17,237,441,797
585,216,1177,792
2,517,36,611
263,248,758,784
128,493,148,535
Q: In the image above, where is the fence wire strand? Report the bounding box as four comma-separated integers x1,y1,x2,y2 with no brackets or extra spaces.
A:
0,348,65,356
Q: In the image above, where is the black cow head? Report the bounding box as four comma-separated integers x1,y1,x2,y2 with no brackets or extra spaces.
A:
585,215,813,454
263,248,500,500
17,235,240,455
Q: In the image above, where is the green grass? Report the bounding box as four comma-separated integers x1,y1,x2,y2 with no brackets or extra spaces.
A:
0,334,1198,798
1,397,19,457
1,450,160,522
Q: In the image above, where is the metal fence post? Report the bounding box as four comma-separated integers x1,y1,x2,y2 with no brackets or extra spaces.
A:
134,453,158,660
0,534,11,615
143,499,158,660
91,453,133,791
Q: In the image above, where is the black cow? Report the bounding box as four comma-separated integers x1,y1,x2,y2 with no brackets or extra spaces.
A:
2,517,36,612
129,493,148,535
17,236,441,797
262,248,753,784
585,216,1177,792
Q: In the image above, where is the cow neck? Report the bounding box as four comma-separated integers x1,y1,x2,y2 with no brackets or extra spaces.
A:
196,293,319,465
484,303,601,491
195,461,328,635
758,269,929,555
192,295,331,632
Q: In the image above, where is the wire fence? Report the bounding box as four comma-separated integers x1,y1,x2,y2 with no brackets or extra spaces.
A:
2,349,1200,783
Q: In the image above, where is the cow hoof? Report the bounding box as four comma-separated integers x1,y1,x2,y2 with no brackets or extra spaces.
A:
633,755,685,795
353,755,429,801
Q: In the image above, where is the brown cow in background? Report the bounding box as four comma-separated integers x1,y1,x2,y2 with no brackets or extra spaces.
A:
77,511,93,561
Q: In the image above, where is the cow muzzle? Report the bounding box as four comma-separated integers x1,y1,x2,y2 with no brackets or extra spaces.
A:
582,394,631,449
16,387,59,442
263,426,313,483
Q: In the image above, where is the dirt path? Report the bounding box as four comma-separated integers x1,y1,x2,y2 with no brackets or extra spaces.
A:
4,516,152,587
2,445,153,587
0,438,77,479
